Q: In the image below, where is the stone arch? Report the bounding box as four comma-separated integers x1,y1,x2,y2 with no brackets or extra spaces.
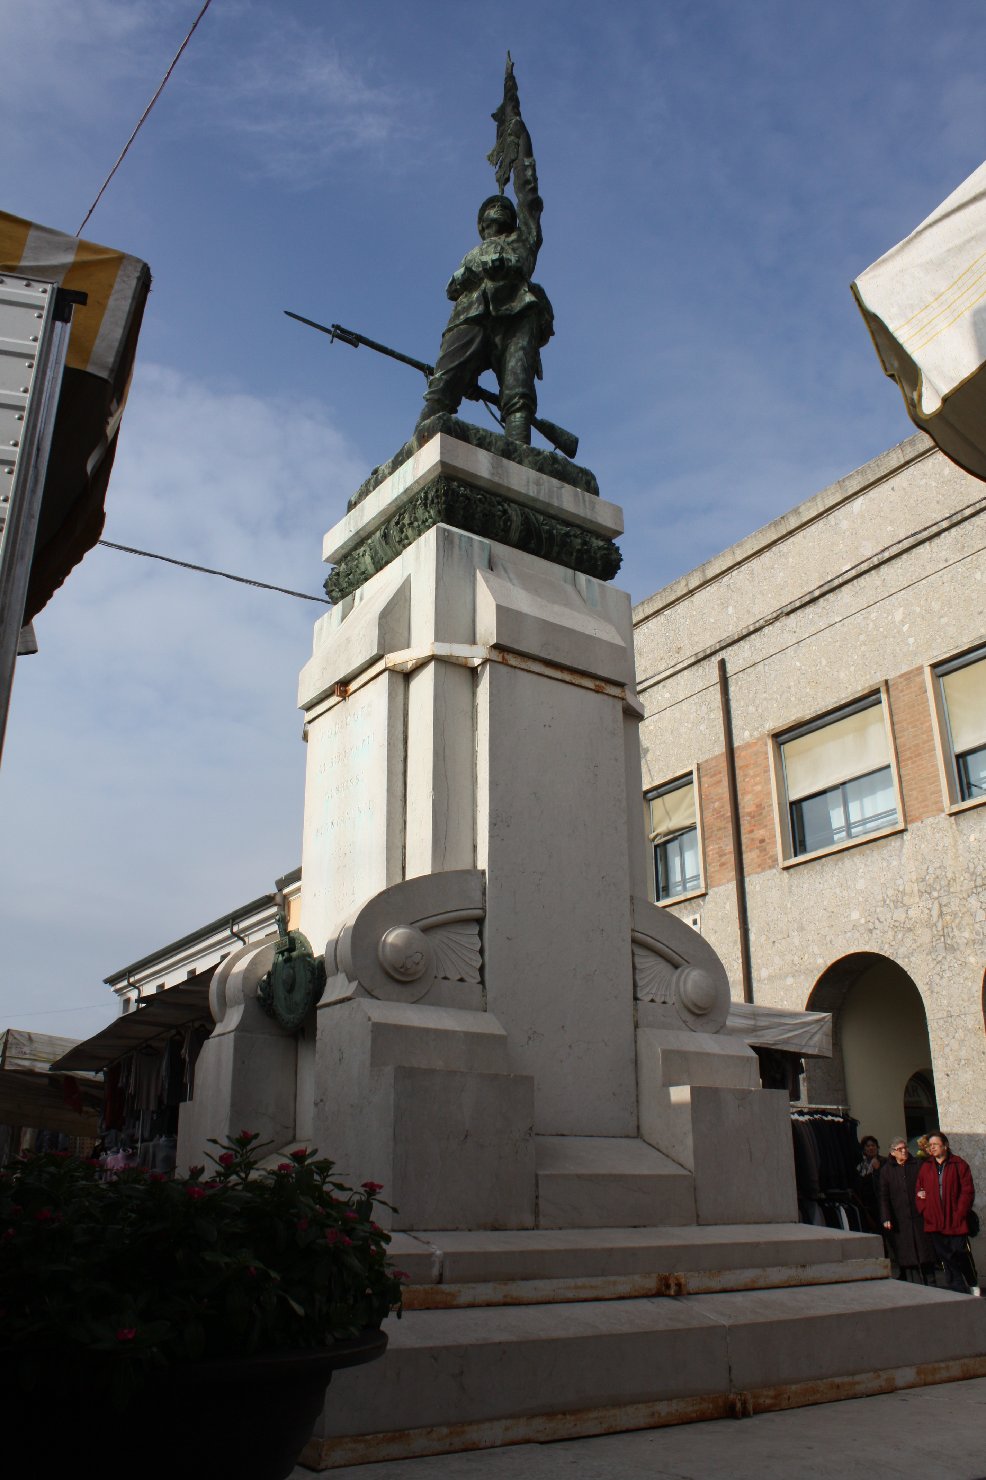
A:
803,952,938,1151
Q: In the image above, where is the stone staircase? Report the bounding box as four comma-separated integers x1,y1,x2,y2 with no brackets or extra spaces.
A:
300,1214,986,1470
534,1135,694,1228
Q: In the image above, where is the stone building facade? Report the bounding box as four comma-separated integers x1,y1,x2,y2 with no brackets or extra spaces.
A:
633,432,986,1192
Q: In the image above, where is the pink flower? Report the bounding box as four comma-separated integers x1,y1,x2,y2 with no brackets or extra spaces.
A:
148,1172,166,1183
325,1229,340,1245
289,1148,309,1162
341,1236,353,1247
277,1163,293,1174
188,1165,205,1178
344,1210,358,1222
218,1153,235,1167
116,1328,136,1342
246,1266,258,1279
34,1208,52,1222
362,1180,384,1194
238,1130,255,1141
370,1221,381,1232
297,1217,310,1232
394,1270,410,1282
186,1186,206,1201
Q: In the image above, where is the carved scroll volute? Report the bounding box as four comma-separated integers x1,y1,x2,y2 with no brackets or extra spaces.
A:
327,870,485,1004
630,895,730,1033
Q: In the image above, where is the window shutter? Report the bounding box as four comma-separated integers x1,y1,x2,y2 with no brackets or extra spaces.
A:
648,781,696,841
783,702,890,802
942,657,986,754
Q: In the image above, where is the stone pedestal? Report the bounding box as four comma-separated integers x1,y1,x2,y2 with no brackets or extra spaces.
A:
299,435,645,1177
176,938,296,1169
292,430,804,1230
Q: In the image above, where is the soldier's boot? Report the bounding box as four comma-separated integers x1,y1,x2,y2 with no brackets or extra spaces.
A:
504,410,531,444
416,394,455,433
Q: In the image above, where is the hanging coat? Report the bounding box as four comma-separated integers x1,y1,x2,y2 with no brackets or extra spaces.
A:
879,1156,934,1268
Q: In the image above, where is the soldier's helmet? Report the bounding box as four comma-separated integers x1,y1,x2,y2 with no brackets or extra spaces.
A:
477,194,517,233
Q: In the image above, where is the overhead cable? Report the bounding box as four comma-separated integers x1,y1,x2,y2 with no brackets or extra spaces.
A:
76,0,217,236
97,539,331,605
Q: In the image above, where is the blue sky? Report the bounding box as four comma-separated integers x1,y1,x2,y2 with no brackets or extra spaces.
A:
2,0,985,1038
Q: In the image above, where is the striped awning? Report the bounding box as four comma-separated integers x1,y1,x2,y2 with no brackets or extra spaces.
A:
0,211,150,619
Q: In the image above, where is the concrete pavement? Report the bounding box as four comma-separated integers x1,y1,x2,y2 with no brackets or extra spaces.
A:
292,1376,986,1479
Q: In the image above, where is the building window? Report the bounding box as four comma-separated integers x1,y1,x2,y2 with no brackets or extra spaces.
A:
647,776,701,901
778,695,898,859
935,646,986,804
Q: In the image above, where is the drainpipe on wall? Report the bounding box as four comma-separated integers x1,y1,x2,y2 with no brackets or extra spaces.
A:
717,657,754,1005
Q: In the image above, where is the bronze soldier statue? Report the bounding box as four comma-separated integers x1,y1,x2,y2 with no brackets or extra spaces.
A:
416,56,553,446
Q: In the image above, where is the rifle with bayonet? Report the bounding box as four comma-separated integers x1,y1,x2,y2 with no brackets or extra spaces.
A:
284,310,579,461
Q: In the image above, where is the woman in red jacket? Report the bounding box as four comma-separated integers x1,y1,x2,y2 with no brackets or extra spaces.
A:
915,1132,976,1292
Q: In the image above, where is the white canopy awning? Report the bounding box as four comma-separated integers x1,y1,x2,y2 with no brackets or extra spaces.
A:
852,161,986,481
724,1002,832,1058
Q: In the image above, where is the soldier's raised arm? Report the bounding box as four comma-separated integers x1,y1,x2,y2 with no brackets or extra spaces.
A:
487,55,543,255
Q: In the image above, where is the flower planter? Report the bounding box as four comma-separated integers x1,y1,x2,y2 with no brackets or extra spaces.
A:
2,1328,387,1480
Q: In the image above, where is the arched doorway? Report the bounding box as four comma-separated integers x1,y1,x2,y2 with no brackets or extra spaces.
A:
805,952,939,1153
903,1071,937,1141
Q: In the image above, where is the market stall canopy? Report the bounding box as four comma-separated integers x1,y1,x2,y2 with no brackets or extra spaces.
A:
0,1028,101,1135
53,974,214,1073
724,1001,832,1058
852,162,986,481
0,1027,78,1071
0,211,150,620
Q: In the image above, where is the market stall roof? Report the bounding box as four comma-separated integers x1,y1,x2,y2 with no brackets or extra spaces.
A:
0,1028,101,1135
0,1027,79,1071
52,974,214,1073
852,161,986,482
0,211,150,620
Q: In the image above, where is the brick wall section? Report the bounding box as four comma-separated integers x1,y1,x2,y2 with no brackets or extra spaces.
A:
888,667,946,824
694,670,945,891
698,737,777,887
735,736,778,875
698,752,733,889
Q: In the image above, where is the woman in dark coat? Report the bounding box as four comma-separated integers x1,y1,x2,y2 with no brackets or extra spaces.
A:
880,1136,934,1277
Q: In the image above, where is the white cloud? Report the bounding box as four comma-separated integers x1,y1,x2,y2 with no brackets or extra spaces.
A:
184,14,421,186
0,0,176,120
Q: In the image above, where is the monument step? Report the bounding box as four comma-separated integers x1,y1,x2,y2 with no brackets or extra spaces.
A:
301,1278,986,1470
399,1255,882,1314
401,1256,887,1309
534,1135,694,1227
389,1221,882,1288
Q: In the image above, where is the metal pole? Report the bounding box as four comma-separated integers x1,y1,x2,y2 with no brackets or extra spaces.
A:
717,656,754,1004
0,283,74,764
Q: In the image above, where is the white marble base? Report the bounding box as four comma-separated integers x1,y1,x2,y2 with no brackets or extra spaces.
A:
176,938,296,1171
313,996,535,1230
640,1085,799,1225
299,510,646,1139
535,1136,694,1228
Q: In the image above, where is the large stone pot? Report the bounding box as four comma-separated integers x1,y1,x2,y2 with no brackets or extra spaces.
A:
3,1328,387,1479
